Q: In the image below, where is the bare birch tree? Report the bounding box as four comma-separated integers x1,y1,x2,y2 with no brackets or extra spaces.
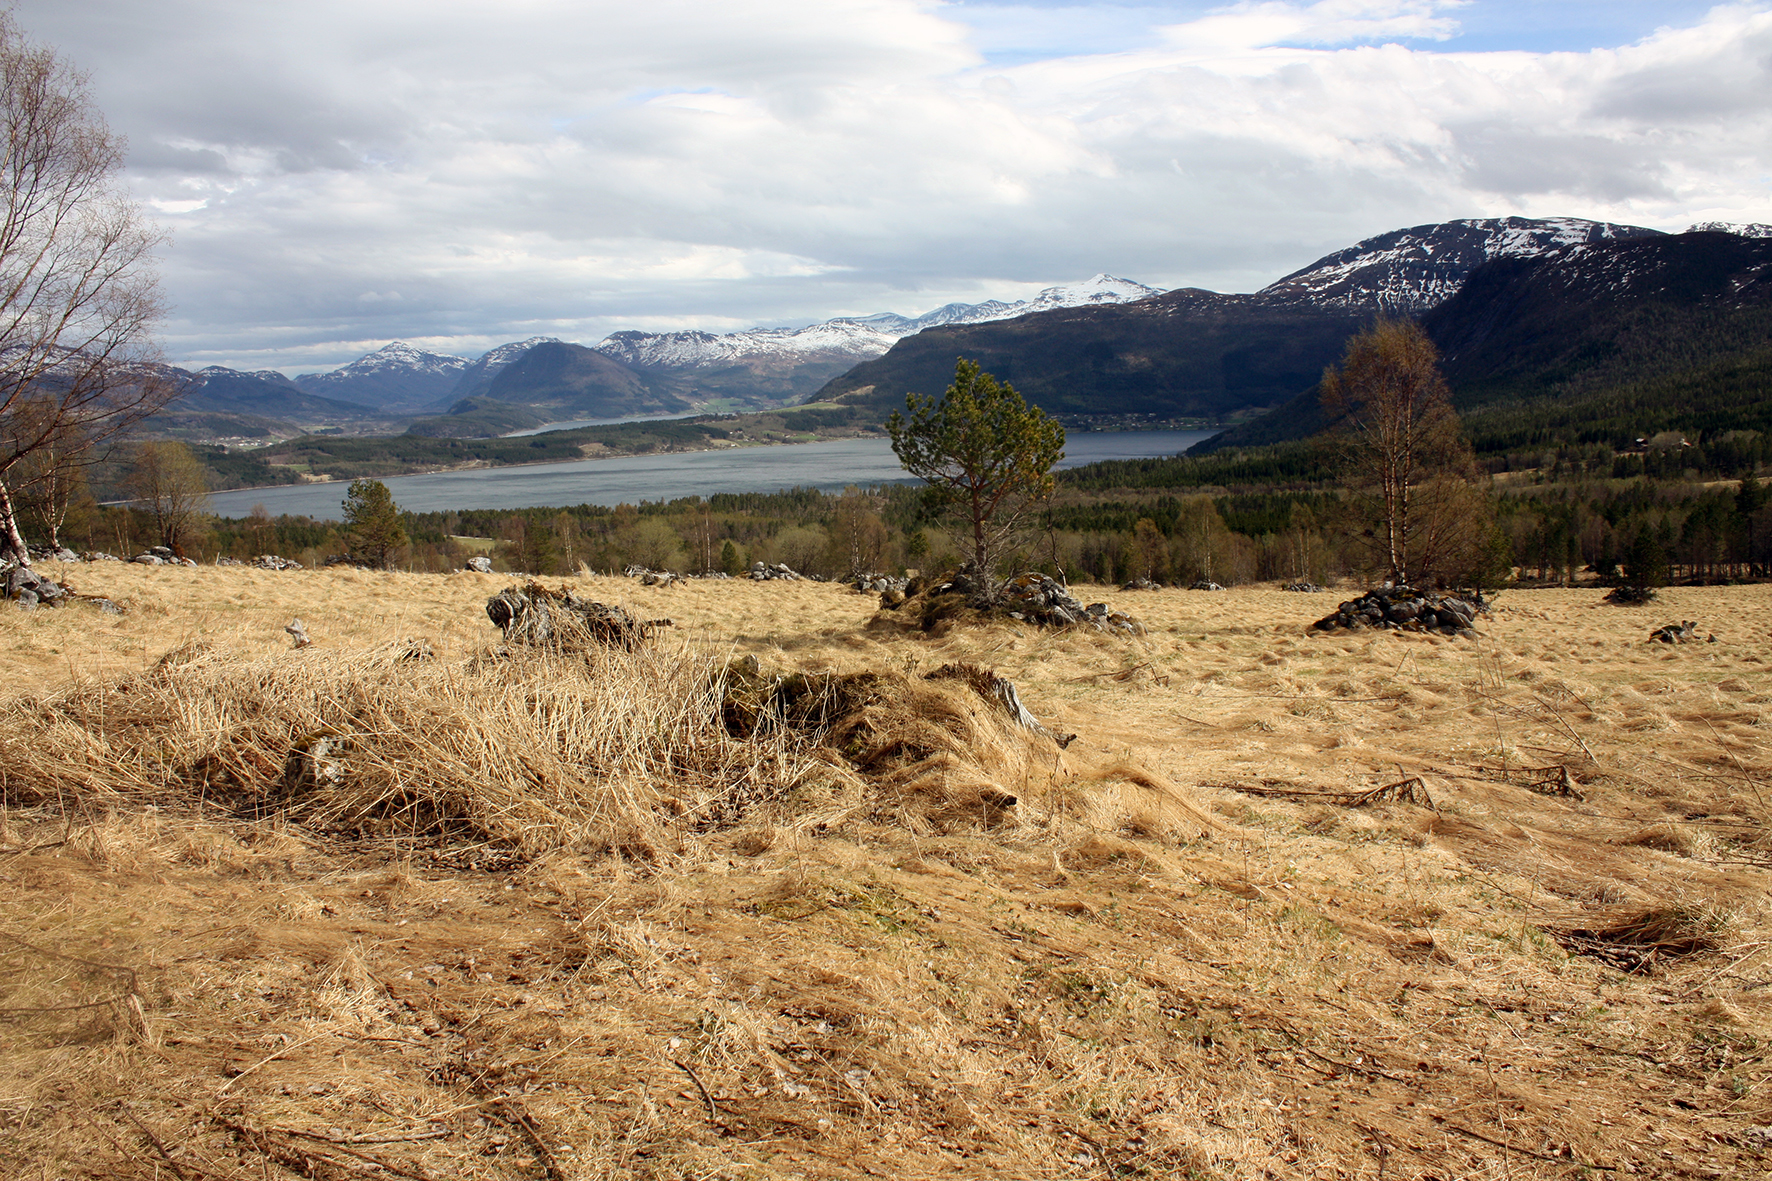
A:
126,439,208,553
1320,319,1473,586
0,12,171,565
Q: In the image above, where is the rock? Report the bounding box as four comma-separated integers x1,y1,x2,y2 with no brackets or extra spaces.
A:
487,580,672,651
89,598,125,615
286,619,312,648
853,572,908,596
132,553,164,565
1282,581,1325,592
1121,578,1162,591
51,548,78,563
1312,587,1486,635
464,556,494,574
80,551,122,562
281,733,345,795
1190,580,1224,591
215,556,245,567
749,560,803,581
12,588,36,610
251,554,303,571
639,570,683,587
925,662,1077,748
1650,620,1699,644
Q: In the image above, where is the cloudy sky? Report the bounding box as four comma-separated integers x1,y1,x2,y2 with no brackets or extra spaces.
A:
18,0,1771,373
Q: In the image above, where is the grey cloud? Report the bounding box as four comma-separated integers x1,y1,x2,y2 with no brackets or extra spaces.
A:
11,0,1767,371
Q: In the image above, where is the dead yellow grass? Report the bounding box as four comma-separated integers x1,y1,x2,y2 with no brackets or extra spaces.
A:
2,566,1770,1178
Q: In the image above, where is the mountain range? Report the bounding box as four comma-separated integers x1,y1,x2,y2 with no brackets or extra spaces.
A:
152,217,1772,449
813,217,1662,422
1195,227,1772,454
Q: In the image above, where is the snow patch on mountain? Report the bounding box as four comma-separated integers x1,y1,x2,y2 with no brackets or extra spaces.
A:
1688,222,1772,238
1259,217,1664,312
297,340,471,386
473,337,560,368
593,275,1161,370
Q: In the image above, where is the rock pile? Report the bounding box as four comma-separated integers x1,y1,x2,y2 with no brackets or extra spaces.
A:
250,554,304,571
26,545,80,563
1650,620,1712,644
1312,587,1483,635
1190,580,1225,591
852,572,909,595
463,556,494,574
638,569,683,587
81,551,123,562
1282,581,1326,593
749,561,803,582
133,546,197,567
1121,578,1162,591
4,562,71,609
486,580,672,651
896,568,1146,635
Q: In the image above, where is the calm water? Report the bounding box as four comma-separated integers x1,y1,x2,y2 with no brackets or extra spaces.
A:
207,430,1216,520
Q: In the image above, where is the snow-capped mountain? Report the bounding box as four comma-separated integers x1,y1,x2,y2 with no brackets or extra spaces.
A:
293,341,473,411
1259,217,1664,312
591,275,1162,371
1688,221,1772,238
444,336,561,403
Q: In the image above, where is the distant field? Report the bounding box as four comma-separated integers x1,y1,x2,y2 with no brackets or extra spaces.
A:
3,567,1767,1178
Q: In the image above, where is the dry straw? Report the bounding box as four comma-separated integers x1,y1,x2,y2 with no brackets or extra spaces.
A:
0,634,1210,858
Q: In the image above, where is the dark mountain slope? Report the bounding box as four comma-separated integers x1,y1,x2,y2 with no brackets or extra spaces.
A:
1195,231,1772,455
177,368,380,421
816,217,1656,423
293,342,471,412
819,291,1370,421
481,341,692,420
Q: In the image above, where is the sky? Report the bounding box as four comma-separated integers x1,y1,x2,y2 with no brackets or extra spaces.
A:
17,0,1772,374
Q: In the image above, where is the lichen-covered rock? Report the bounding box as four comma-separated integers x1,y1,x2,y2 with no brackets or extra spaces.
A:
463,556,494,574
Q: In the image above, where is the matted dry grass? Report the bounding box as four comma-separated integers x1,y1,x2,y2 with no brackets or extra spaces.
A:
1,564,1769,1179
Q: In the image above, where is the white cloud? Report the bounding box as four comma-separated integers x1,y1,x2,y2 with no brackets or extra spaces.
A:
12,0,1771,369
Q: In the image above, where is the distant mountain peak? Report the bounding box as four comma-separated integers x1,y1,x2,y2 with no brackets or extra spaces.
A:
1688,221,1772,238
592,275,1161,372
1259,216,1664,312
292,340,474,412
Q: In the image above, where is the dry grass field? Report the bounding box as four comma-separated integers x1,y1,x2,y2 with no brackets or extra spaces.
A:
2,561,1769,1180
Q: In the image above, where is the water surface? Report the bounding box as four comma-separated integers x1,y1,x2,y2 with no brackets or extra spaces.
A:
208,430,1216,520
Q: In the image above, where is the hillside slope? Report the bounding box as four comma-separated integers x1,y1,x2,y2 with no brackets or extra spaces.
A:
815,217,1654,423
1199,230,1772,454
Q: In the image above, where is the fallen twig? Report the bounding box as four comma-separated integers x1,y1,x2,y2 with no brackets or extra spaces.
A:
1445,1123,1617,1171
273,1127,449,1181
1210,777,1435,810
486,1099,564,1181
216,1030,333,1095
675,1058,723,1126
1704,718,1766,808
116,1104,197,1181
